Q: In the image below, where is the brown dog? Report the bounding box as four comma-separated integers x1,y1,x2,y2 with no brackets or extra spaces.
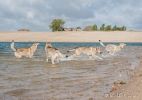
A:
68,46,103,59
45,43,66,64
11,40,39,58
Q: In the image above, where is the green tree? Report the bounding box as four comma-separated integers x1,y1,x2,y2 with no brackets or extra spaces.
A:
92,24,98,31
122,26,127,31
83,26,93,31
105,25,112,31
112,25,117,31
100,24,105,31
49,19,65,32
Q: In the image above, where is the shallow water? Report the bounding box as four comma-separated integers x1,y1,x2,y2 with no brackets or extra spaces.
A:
0,42,142,100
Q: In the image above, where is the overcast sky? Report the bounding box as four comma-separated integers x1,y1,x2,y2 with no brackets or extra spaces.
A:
0,0,141,31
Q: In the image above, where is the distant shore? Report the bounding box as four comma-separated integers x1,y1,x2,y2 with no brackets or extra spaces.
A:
0,31,142,42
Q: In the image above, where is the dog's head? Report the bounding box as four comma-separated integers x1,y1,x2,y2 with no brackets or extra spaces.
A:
12,40,15,42
30,43,39,53
33,43,39,47
45,42,52,48
119,43,126,48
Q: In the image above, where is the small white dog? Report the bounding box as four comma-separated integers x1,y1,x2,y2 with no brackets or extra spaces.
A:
11,40,39,58
68,46,103,59
45,43,66,64
99,40,126,55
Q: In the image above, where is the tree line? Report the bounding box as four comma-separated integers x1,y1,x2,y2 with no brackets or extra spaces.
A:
49,19,127,32
83,24,126,31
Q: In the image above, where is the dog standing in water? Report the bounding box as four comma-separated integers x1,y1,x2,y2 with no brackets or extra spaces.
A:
99,40,126,55
11,40,39,58
68,46,103,60
45,43,66,64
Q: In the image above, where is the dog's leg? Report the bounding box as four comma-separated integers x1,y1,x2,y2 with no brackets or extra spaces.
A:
112,51,115,55
46,58,49,62
89,55,93,59
51,56,56,64
29,55,33,58
71,53,80,58
110,51,115,55
68,54,76,58
51,59,55,64
56,58,60,63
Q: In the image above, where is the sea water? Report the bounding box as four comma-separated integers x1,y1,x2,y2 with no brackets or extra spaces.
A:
0,42,142,100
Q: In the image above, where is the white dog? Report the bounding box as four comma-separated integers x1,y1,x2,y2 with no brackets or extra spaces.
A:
99,40,126,55
11,40,39,58
68,46,103,60
45,43,66,64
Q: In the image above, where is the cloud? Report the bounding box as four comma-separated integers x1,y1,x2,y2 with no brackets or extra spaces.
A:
0,0,141,31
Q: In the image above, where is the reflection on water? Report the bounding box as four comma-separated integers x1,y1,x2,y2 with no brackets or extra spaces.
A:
0,42,142,100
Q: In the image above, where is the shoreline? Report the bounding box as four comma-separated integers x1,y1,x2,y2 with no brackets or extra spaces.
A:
1,41,142,43
104,58,142,100
0,31,142,42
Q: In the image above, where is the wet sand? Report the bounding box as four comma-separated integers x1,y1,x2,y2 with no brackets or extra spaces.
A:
104,58,142,100
0,31,142,42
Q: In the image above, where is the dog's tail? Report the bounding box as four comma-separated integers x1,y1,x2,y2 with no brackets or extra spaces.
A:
10,40,17,51
99,40,105,47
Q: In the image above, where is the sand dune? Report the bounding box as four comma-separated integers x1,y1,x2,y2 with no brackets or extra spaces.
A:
0,31,142,42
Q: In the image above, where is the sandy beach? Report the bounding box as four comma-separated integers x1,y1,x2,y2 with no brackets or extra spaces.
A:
0,31,142,42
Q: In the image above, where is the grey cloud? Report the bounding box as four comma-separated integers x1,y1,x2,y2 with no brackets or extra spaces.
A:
0,0,141,31
47,0,94,19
